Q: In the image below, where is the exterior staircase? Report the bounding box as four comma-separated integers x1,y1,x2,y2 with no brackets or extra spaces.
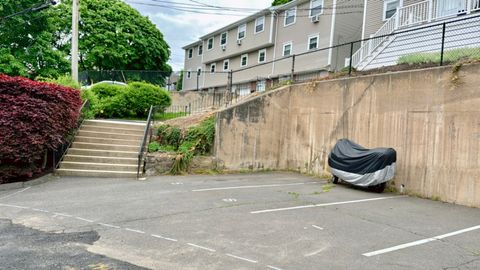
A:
56,120,146,178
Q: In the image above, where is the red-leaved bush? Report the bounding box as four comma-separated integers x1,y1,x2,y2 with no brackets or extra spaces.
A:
0,74,82,183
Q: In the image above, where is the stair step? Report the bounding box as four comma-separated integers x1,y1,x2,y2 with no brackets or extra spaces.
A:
83,120,146,130
72,142,141,152
67,148,138,158
60,161,138,172
80,125,145,135
78,130,144,140
63,155,138,165
56,168,138,178
74,136,141,146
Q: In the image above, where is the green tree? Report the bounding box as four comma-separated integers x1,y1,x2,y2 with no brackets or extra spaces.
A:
176,70,183,91
0,0,70,78
272,0,293,6
51,0,171,73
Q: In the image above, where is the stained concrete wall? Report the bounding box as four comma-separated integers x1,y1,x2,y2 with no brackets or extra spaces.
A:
214,64,480,207
170,91,229,112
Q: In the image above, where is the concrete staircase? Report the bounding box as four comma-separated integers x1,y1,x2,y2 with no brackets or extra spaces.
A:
56,120,147,178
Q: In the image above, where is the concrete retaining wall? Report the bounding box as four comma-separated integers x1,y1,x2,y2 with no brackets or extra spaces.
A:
214,64,480,207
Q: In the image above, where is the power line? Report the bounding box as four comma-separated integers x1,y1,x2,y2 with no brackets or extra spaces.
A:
0,1,56,22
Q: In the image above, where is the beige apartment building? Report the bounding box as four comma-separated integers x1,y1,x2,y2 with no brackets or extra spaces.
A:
182,0,364,92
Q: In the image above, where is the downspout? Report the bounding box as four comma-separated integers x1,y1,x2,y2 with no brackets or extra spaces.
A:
328,0,338,68
361,0,368,42
270,11,279,77
201,40,206,89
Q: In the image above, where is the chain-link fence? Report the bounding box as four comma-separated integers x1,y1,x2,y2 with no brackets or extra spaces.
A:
79,70,174,88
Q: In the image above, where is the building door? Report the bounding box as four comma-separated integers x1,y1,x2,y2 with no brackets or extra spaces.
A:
437,0,467,17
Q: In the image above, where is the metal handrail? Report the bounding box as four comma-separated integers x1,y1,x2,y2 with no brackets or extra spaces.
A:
137,105,155,179
53,99,91,171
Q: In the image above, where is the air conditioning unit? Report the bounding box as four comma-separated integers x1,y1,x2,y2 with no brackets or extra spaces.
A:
311,15,320,23
221,45,226,51
237,39,242,45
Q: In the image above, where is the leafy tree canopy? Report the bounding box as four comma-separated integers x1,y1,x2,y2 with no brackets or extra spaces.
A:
0,0,171,78
272,0,293,6
0,0,70,78
52,0,171,73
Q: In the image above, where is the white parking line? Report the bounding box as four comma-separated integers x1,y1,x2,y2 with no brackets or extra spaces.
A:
53,213,73,218
187,243,216,252
125,228,145,234
363,224,480,257
75,217,94,223
312,225,324,230
32,208,49,213
98,223,121,229
226,253,258,263
267,265,283,270
251,196,408,214
151,234,178,242
0,203,29,209
192,182,320,192
0,187,31,200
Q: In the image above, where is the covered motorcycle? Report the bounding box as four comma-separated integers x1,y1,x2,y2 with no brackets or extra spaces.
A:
328,139,396,192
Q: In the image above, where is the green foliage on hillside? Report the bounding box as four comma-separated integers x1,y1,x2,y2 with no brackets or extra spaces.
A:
272,0,293,6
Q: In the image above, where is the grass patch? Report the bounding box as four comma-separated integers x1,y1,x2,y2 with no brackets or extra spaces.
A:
154,111,188,121
322,184,335,193
288,191,300,199
398,47,480,65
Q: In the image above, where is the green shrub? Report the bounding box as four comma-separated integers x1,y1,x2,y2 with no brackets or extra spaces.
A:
156,124,183,149
148,142,176,153
123,82,171,118
91,83,126,99
170,141,195,175
37,75,81,90
80,89,99,119
185,117,215,155
148,141,161,152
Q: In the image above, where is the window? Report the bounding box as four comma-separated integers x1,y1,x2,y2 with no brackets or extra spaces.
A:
207,37,214,50
383,0,401,20
220,32,228,46
283,42,292,56
198,45,203,55
187,71,191,79
197,67,202,76
256,80,266,92
308,36,318,50
210,63,216,73
310,0,324,17
284,7,296,26
258,49,266,63
255,16,265,34
240,54,248,67
188,48,193,59
223,59,230,71
238,24,246,40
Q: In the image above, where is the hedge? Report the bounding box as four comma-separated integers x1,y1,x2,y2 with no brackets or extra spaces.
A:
0,74,82,183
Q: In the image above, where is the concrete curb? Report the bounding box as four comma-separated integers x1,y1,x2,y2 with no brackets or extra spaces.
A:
0,174,57,191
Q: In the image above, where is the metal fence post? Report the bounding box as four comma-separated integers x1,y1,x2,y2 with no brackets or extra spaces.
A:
440,22,447,66
291,54,296,82
349,42,354,76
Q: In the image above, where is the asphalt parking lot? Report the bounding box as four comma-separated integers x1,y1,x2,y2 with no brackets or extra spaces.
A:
1,172,480,270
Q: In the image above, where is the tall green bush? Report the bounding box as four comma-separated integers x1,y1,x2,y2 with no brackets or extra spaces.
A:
123,82,171,118
90,83,125,99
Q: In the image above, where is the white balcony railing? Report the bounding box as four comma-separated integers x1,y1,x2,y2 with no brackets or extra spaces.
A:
471,0,480,12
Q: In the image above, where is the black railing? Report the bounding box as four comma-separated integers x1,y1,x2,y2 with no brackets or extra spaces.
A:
51,99,91,172
137,105,157,179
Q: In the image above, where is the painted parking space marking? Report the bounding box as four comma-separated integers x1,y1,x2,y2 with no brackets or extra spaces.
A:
187,243,216,252
363,224,480,257
0,187,31,200
53,212,73,218
251,196,408,214
98,223,121,229
192,182,320,192
222,198,237,202
267,265,283,270
32,208,49,213
312,225,324,230
75,217,94,223
125,228,145,234
151,234,178,242
226,253,258,263
0,203,29,209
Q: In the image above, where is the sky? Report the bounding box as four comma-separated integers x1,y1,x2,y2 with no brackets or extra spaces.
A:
126,0,273,71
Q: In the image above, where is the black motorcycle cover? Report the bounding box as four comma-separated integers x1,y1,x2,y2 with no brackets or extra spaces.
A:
328,139,396,186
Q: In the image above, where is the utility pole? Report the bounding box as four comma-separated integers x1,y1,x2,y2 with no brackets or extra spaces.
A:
71,0,79,82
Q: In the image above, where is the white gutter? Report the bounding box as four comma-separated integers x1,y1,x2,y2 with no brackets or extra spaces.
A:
270,11,279,77
327,0,337,67
201,40,206,89
269,11,275,43
361,0,368,41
